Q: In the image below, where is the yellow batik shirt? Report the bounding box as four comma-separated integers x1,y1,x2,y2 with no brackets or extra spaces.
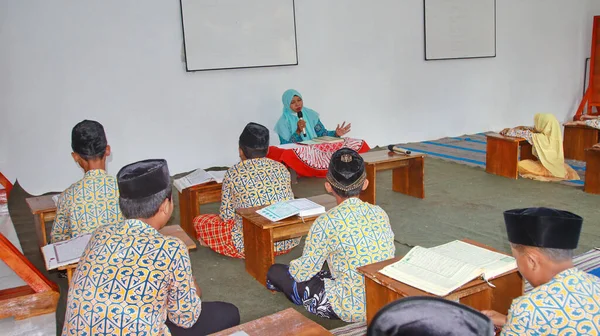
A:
51,169,123,243
502,267,600,336
289,198,395,322
220,157,300,254
62,219,201,336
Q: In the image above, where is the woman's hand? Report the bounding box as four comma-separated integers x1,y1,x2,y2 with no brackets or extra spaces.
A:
481,310,507,328
335,122,351,137
296,119,306,135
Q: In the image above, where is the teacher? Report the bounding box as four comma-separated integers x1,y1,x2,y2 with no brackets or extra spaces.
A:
274,89,351,144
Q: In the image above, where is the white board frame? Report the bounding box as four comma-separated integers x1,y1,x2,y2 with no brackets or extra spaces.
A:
423,0,496,61
179,0,299,72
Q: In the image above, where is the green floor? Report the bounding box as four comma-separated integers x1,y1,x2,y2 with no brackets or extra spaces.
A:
7,156,600,334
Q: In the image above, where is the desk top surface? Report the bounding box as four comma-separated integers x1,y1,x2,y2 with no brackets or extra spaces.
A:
564,124,600,130
185,180,223,193
357,239,518,299
360,150,425,164
236,194,337,229
486,133,528,142
25,194,58,214
209,308,332,336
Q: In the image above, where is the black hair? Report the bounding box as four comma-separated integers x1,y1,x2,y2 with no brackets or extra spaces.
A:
119,185,172,219
71,120,108,160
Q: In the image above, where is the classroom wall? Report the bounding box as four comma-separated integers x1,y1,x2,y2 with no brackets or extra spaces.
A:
0,0,593,194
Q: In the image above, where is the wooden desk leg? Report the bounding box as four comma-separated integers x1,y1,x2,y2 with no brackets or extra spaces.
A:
67,268,73,285
242,218,274,286
179,189,199,240
360,164,377,204
564,127,599,161
34,214,47,248
364,277,402,325
392,157,425,199
585,150,600,194
486,137,519,179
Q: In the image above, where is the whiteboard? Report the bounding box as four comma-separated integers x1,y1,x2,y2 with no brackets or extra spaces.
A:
180,0,298,71
424,0,496,60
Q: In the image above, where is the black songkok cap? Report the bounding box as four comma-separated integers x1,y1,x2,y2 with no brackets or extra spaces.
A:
503,207,583,249
239,122,269,149
117,159,170,200
327,148,366,191
71,120,107,157
367,296,495,336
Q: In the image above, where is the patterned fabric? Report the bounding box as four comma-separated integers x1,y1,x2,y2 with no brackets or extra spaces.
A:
288,198,395,322
62,219,201,336
193,158,300,258
281,120,337,144
585,118,600,129
267,138,371,178
501,268,600,336
504,128,533,145
51,169,123,243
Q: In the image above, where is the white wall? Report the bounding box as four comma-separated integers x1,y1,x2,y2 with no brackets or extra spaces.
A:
0,0,592,195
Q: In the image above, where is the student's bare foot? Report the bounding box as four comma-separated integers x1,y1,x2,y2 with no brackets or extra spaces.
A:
197,237,209,247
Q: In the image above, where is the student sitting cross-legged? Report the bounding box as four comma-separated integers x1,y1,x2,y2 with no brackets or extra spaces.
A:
62,159,240,336
482,207,600,335
266,148,395,322
193,122,300,258
50,119,123,243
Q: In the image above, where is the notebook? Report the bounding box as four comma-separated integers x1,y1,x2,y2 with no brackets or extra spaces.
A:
41,233,92,270
379,240,517,297
256,198,326,222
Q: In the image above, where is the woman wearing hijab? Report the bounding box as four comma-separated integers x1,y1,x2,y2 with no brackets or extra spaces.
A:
274,89,351,144
499,113,580,181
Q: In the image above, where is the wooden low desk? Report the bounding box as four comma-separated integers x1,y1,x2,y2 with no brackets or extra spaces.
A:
178,181,223,239
357,239,523,325
359,151,426,204
564,124,600,161
585,147,600,194
486,133,535,179
25,194,59,248
236,194,337,286
59,224,196,284
210,308,332,336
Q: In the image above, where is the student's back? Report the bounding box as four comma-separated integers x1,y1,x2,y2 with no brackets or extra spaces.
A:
50,120,123,243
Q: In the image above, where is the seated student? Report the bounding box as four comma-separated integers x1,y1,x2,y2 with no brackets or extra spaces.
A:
266,148,395,322
482,207,600,335
193,122,300,258
367,296,495,336
274,89,351,144
62,159,240,336
50,120,123,243
499,113,579,181
564,117,600,129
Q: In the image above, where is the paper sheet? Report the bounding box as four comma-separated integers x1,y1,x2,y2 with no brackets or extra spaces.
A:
207,170,226,183
53,234,92,264
173,169,214,192
275,143,303,150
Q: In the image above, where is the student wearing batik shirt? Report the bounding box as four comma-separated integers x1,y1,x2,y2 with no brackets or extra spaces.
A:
193,122,300,258
62,159,239,336
51,120,123,243
482,207,600,336
267,148,395,322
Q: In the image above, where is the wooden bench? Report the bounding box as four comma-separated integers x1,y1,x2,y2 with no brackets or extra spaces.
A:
485,133,535,179
563,124,600,161
25,194,59,248
359,150,426,204
209,308,332,336
585,147,600,194
178,181,222,239
236,194,337,286
357,239,523,325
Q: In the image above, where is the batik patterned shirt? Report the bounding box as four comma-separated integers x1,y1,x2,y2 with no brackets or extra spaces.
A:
220,157,300,254
51,169,123,243
62,219,201,336
501,268,600,336
289,198,395,322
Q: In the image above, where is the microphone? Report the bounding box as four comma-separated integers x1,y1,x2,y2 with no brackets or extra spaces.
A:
387,144,411,155
298,111,307,137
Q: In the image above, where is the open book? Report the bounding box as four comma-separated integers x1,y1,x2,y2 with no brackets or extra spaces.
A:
41,234,92,270
173,169,226,193
300,136,344,145
256,198,326,222
379,240,517,296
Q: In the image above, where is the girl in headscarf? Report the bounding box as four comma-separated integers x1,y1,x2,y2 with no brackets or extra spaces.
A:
274,89,351,144
500,113,580,181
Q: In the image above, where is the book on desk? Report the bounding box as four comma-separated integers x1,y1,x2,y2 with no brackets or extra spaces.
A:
299,136,344,145
173,169,226,193
379,240,517,296
41,234,92,270
256,198,326,222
